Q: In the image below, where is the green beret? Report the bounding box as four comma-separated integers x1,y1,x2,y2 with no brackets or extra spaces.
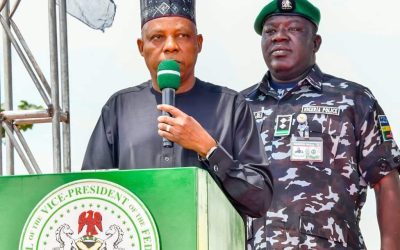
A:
254,0,321,35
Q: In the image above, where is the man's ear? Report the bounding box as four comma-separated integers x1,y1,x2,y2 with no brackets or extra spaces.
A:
137,38,144,56
313,34,322,53
197,34,203,53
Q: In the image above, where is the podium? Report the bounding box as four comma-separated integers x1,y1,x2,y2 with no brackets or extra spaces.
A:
0,167,245,250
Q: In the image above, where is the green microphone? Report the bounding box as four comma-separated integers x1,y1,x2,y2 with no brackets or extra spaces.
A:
157,60,181,148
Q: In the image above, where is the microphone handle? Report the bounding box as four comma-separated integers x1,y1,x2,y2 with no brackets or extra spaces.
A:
162,88,175,148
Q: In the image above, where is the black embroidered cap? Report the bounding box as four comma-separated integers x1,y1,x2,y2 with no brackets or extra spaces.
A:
140,0,196,27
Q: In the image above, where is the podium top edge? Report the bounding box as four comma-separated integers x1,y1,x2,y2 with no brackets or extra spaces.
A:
0,166,205,179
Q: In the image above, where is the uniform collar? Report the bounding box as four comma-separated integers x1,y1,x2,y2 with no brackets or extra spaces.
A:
259,74,278,98
256,65,324,96
302,65,323,91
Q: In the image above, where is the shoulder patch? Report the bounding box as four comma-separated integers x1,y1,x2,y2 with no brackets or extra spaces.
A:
378,115,394,142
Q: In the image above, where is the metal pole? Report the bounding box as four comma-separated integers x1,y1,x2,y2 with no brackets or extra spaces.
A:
59,0,71,173
10,20,51,96
13,124,42,174
2,122,35,174
0,0,6,176
49,0,61,173
2,109,50,120
0,17,52,106
2,1,13,175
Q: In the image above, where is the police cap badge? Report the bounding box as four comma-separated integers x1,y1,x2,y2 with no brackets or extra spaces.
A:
278,0,296,12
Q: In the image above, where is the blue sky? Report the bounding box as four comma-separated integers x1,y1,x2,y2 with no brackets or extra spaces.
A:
1,0,399,248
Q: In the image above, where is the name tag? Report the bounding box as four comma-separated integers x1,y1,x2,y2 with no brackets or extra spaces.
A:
301,106,340,116
290,136,323,162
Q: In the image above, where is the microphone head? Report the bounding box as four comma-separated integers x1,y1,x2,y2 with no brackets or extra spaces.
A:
157,60,181,90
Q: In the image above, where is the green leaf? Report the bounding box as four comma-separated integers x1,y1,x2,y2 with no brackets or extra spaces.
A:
1,100,44,138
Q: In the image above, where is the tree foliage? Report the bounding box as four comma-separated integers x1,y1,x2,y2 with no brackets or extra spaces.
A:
1,100,44,138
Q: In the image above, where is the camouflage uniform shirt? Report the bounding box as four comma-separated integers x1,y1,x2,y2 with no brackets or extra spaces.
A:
241,65,400,249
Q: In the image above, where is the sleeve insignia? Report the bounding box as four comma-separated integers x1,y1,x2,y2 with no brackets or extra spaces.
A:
378,115,394,142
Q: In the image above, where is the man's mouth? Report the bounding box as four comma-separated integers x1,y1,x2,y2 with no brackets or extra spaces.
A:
271,48,290,57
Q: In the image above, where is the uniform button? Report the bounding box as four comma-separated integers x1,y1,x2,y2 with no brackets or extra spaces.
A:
394,156,400,164
213,165,219,172
378,158,389,170
164,156,170,162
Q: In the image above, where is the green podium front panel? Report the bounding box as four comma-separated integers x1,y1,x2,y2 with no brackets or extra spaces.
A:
0,167,245,250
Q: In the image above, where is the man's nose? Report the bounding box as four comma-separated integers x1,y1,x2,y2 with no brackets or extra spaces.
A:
272,28,289,42
164,36,179,53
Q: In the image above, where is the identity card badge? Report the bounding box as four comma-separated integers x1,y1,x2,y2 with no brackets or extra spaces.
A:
290,136,323,162
274,115,293,137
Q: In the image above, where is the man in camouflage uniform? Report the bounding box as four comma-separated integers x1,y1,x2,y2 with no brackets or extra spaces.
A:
241,0,400,249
